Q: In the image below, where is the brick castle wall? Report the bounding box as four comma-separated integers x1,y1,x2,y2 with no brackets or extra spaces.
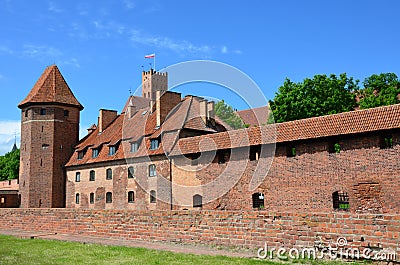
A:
0,209,398,260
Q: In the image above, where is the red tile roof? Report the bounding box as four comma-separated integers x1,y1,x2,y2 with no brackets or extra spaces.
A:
18,65,83,110
66,95,228,167
236,106,269,126
170,104,400,155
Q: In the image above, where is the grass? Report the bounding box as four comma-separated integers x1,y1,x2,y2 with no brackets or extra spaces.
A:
0,235,369,265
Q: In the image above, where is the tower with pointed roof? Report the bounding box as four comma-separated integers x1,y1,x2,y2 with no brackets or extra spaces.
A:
18,65,83,208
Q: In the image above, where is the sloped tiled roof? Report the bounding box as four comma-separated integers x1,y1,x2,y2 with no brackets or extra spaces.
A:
66,95,228,167
170,104,400,155
236,106,269,126
18,65,83,110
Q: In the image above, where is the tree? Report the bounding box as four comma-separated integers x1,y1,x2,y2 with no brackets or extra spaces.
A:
358,73,400,109
0,149,20,181
269,73,358,123
215,100,244,129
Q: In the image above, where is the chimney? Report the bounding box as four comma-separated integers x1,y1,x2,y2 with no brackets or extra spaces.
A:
156,91,181,127
207,101,215,125
87,124,97,135
127,99,136,118
199,100,208,125
98,109,118,133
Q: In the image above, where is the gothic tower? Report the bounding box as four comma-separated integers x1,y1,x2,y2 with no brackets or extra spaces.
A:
142,68,168,100
18,65,83,208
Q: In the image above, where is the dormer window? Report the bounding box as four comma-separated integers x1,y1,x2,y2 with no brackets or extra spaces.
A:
131,142,139,153
77,151,84,160
108,145,116,156
92,148,99,158
150,138,160,150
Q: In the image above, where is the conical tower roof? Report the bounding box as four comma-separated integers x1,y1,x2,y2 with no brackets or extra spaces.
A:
18,65,83,110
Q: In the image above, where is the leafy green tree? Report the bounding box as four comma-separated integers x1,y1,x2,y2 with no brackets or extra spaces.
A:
358,73,400,109
0,149,20,181
215,100,244,129
269,73,358,123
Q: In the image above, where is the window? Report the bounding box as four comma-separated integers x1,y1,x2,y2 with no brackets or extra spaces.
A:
89,193,94,204
106,192,112,203
193,194,203,208
332,191,349,210
150,138,160,150
89,170,95,181
329,141,341,153
40,108,46,115
25,109,29,118
249,145,261,161
92,148,99,158
130,142,139,153
149,164,156,177
217,150,229,164
64,110,69,117
150,190,156,203
380,135,393,149
42,144,49,150
1,197,5,204
287,146,296,157
75,172,81,182
77,151,84,160
106,168,112,180
128,191,135,203
252,192,265,209
128,166,135,178
75,193,80,204
108,146,116,156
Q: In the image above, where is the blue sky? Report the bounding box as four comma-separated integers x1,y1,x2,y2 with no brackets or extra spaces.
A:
0,0,399,155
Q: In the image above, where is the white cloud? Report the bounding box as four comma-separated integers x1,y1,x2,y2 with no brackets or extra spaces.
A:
123,0,135,9
0,45,13,55
130,30,212,55
48,1,63,13
221,46,228,54
23,44,63,59
61,58,80,68
0,121,20,156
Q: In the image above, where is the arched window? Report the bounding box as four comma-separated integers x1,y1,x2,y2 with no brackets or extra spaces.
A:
193,194,203,208
252,192,264,209
106,192,112,203
106,168,112,180
75,172,80,182
89,193,94,204
128,191,135,203
150,190,156,203
332,191,349,210
75,193,80,204
128,166,134,178
89,170,95,181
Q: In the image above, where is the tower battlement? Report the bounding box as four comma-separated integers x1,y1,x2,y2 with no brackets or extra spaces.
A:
142,68,168,100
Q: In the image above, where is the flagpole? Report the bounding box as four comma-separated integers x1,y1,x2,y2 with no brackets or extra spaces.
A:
154,53,156,71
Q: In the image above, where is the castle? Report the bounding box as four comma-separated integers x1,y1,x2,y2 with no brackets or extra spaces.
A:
8,65,400,214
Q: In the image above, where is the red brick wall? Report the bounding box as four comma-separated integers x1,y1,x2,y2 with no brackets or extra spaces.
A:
0,209,398,260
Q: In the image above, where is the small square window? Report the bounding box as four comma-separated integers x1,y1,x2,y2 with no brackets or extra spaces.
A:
64,110,69,117
92,149,99,158
150,138,160,150
106,168,112,180
106,192,112,203
109,146,116,156
89,170,95,181
249,145,261,161
128,166,135,178
75,172,80,182
40,108,46,115
131,142,139,153
149,164,156,177
77,151,84,160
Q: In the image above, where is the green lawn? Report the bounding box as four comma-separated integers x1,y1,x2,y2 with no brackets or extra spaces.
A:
0,235,368,265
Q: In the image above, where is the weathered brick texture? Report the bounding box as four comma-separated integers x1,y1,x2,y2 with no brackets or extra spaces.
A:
0,209,398,260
